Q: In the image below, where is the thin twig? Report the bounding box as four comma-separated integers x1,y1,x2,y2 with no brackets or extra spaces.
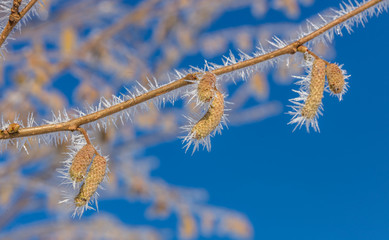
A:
77,127,91,145
0,0,382,140
0,0,39,48
297,46,330,64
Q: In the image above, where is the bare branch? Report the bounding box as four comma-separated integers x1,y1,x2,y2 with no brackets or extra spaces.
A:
0,0,39,48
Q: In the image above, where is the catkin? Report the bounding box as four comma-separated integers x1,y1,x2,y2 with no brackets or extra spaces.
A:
191,90,224,139
179,213,197,239
250,72,269,100
74,155,107,207
69,144,95,182
301,59,326,119
61,27,76,57
197,72,217,102
326,63,345,94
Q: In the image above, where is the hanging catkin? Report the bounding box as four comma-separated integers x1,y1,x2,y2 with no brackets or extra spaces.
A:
74,155,107,207
326,63,345,94
69,144,95,182
191,90,224,139
301,59,326,119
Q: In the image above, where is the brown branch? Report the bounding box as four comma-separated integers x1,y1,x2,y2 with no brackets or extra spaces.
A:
212,0,382,75
0,0,39,48
0,0,383,140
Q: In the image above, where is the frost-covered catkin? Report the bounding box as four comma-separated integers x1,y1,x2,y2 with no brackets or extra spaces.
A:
326,63,345,94
74,155,107,207
191,90,224,139
197,72,217,102
69,144,95,182
301,59,326,119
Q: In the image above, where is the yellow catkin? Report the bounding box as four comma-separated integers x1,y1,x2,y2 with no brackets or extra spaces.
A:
301,59,326,119
197,72,217,102
74,155,107,207
191,90,224,139
179,213,197,239
250,72,269,100
0,180,15,205
223,216,252,238
69,144,95,182
61,27,76,57
326,63,345,94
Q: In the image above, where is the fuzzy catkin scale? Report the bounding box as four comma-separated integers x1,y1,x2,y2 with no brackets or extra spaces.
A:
326,63,344,94
69,144,95,182
74,155,107,207
191,90,224,139
301,59,326,119
197,72,217,102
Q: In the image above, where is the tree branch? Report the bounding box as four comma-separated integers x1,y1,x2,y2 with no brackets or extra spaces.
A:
0,0,39,48
0,0,383,140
